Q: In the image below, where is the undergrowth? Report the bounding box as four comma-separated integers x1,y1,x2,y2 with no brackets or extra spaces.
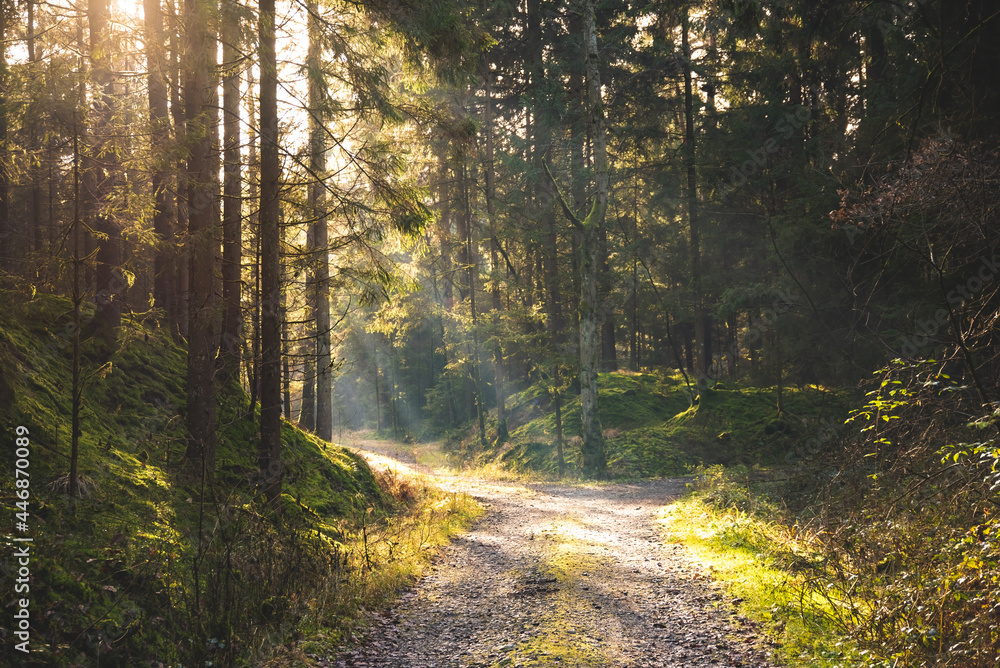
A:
672,360,1000,667
792,360,1000,667
257,465,481,667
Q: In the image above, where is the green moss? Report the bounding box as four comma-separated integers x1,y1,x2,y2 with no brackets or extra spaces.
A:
459,370,850,479
0,290,393,666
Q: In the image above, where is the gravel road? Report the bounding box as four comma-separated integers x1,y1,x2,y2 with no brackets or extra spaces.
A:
332,438,780,668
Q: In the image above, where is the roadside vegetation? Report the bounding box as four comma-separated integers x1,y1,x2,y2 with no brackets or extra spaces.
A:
437,359,1000,667
662,362,1000,668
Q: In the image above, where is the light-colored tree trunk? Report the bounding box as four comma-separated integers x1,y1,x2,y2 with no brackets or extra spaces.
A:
579,0,608,477
483,72,507,443
309,0,333,441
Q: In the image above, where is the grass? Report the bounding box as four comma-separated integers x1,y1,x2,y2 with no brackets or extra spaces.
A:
657,474,868,667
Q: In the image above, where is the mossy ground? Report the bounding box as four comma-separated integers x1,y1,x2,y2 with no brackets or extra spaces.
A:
454,370,851,479
0,291,478,666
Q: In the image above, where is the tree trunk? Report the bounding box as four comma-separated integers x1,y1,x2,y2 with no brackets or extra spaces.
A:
70,118,83,498
309,0,333,441
88,0,123,344
682,8,706,394
259,0,282,505
462,162,487,448
27,1,44,278
483,72,506,443
247,66,260,413
599,225,617,371
184,0,219,475
300,339,315,430
169,0,189,339
217,0,243,380
145,0,175,328
579,0,607,477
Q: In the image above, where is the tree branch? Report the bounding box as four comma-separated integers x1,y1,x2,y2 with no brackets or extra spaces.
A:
543,159,584,232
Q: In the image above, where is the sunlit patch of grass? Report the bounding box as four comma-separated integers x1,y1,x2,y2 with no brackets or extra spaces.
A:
472,458,550,482
658,496,867,667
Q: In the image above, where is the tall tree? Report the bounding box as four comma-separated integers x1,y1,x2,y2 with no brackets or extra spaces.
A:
482,70,507,443
547,0,610,477
145,0,175,327
184,0,220,473
309,0,333,442
681,6,706,393
217,0,243,381
259,0,282,503
87,0,123,342
578,0,609,476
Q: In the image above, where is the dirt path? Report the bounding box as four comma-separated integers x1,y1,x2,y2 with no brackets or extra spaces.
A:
334,437,779,668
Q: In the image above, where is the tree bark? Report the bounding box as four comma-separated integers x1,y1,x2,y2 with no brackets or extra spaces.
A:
579,0,607,477
88,0,123,344
169,0,189,339
682,8,706,394
217,0,243,381
599,225,617,370
145,0,175,328
184,0,220,474
259,0,283,505
309,0,333,441
483,73,507,443
462,161,487,448
27,1,44,277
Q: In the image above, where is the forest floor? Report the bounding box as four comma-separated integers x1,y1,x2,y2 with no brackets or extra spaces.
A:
323,436,782,668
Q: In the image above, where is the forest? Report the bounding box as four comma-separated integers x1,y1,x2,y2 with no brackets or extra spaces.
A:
1,0,1000,665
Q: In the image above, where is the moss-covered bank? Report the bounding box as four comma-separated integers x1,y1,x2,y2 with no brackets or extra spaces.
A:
450,370,851,478
0,291,475,666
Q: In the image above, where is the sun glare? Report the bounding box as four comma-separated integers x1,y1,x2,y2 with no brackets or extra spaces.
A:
112,0,144,23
